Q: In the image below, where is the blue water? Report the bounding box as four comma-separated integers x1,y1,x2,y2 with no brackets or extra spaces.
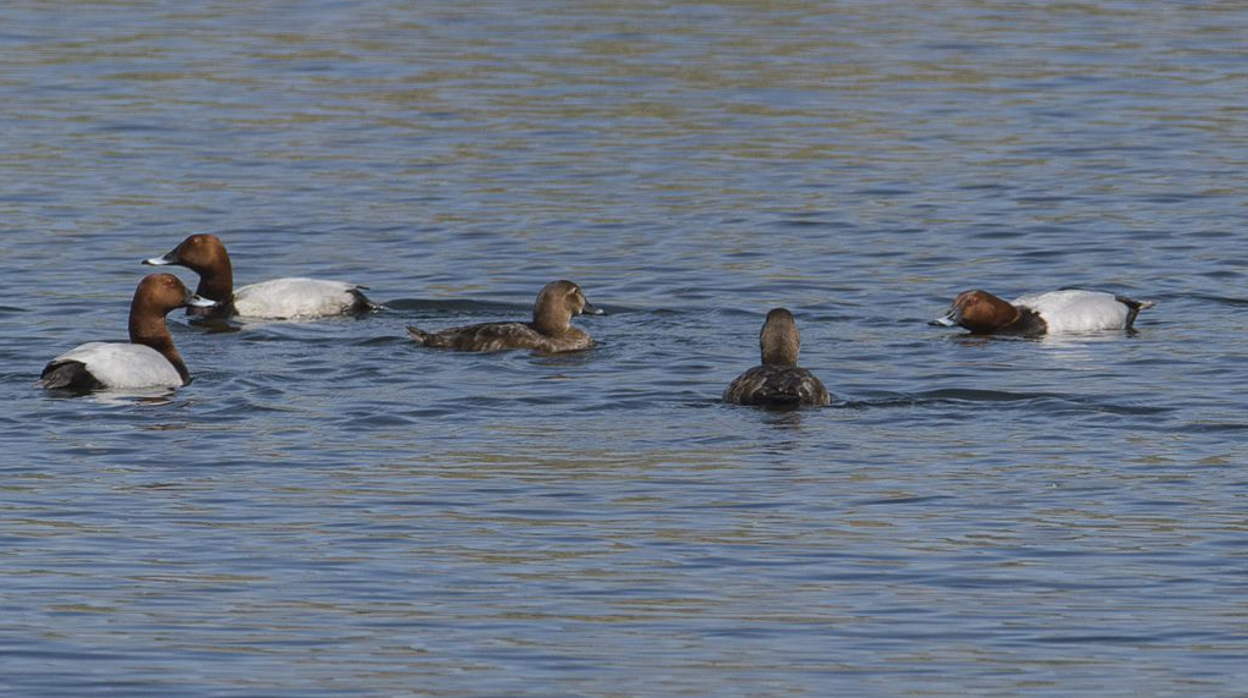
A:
3,1,1248,696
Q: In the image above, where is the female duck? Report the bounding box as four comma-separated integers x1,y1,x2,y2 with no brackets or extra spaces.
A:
143,233,375,320
931,289,1153,335
407,280,603,353
724,308,830,407
39,273,216,391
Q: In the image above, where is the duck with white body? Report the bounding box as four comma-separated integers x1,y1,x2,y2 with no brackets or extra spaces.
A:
39,273,215,392
143,234,376,320
931,289,1153,335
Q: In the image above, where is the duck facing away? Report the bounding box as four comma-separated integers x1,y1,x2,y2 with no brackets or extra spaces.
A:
407,280,603,353
143,233,376,320
931,289,1153,335
39,273,216,392
724,308,830,407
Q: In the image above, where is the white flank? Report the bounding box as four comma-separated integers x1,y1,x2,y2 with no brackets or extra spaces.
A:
52,342,182,389
233,277,364,319
1012,290,1131,334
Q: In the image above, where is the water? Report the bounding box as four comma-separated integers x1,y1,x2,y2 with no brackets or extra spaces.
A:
3,1,1247,696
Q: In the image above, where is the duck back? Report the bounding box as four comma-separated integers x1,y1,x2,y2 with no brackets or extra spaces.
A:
724,365,830,407
233,278,375,319
408,322,592,353
1012,290,1139,333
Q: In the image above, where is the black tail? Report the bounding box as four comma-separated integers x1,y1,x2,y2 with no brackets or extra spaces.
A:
38,361,103,392
350,288,382,313
1116,296,1155,329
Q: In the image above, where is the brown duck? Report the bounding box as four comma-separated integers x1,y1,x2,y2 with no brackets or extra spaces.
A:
407,280,603,353
724,308,830,407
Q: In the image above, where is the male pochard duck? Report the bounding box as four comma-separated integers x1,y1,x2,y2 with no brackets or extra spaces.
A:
724,308,830,407
39,273,216,391
931,289,1153,335
407,280,604,353
143,234,376,319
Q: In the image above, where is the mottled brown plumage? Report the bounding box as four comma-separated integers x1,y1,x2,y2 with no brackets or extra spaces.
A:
407,280,602,354
723,308,830,407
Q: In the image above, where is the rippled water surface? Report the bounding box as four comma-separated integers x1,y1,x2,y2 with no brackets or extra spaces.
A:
3,1,1248,696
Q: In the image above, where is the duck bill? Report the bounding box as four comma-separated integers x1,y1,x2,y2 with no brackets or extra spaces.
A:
186,294,218,309
142,251,176,266
581,302,606,316
929,307,961,327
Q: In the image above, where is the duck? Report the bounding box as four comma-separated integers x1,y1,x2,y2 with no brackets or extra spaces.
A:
930,289,1153,335
143,233,376,320
39,273,216,392
724,308,830,407
407,280,603,353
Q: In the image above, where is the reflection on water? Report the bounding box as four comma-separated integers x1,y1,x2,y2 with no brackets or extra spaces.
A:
38,386,179,406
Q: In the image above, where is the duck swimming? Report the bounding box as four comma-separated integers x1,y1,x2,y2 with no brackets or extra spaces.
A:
931,289,1153,335
39,273,216,392
143,233,376,320
407,280,603,353
724,308,830,407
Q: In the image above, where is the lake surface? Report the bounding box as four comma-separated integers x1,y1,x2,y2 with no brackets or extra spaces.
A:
3,1,1247,696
